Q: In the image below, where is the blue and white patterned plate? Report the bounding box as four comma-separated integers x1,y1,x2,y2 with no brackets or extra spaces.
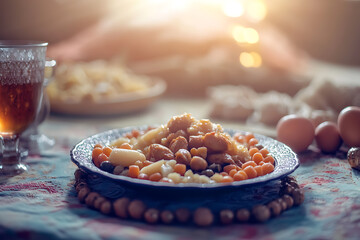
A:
70,127,299,193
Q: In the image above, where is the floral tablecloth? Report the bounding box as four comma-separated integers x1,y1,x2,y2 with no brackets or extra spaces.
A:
1,139,359,240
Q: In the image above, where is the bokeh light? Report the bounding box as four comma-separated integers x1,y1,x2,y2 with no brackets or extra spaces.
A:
246,0,267,22
239,52,262,68
232,26,259,44
222,0,244,18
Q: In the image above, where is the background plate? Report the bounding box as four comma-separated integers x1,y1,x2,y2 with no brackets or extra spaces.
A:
49,78,166,116
70,127,299,193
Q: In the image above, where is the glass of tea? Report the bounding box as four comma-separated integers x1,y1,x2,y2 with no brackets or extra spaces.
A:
0,40,49,175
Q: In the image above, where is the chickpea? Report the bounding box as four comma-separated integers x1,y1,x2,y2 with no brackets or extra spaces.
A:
190,156,208,171
175,149,191,165
148,144,174,161
203,132,229,152
169,136,188,153
188,135,204,149
167,113,194,133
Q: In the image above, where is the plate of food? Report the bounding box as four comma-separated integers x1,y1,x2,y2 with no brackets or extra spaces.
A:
70,113,299,192
47,60,166,115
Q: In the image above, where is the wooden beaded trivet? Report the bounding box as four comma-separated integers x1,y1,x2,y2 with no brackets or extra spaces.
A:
74,169,304,227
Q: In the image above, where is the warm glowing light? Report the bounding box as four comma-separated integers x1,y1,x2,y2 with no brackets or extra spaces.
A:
232,26,259,44
239,52,262,68
222,0,244,18
251,52,262,67
246,0,267,22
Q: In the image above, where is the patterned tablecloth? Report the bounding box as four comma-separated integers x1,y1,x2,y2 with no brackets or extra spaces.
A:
1,142,359,240
0,104,359,240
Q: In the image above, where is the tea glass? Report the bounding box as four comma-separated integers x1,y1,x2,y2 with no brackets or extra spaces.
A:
20,59,56,156
0,40,49,175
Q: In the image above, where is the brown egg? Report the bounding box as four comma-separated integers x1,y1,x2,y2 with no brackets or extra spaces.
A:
338,106,360,147
276,115,315,153
315,121,342,153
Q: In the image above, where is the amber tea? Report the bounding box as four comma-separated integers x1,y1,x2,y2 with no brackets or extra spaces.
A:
0,60,44,135
0,41,48,175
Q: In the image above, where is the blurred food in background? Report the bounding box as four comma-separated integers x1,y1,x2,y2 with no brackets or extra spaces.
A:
48,61,151,103
42,0,309,97
1,0,359,121
47,60,166,115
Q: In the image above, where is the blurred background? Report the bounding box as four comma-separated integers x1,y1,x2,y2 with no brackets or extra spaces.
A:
1,0,359,128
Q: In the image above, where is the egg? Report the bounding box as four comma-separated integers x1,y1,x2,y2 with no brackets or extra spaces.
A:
276,115,315,153
338,106,360,147
315,121,342,153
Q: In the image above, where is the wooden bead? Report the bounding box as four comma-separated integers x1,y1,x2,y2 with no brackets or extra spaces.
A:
160,210,174,224
193,208,214,227
93,196,106,210
277,198,287,211
175,208,191,223
291,188,305,206
85,192,100,207
100,200,112,215
288,181,299,189
144,208,160,224
282,194,294,209
236,208,250,222
279,183,294,196
74,169,85,182
285,175,297,183
75,182,87,193
220,209,234,225
113,197,130,219
77,187,90,203
128,200,146,220
267,201,282,217
252,205,270,223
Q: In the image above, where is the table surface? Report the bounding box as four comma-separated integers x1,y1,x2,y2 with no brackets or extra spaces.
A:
1,97,360,240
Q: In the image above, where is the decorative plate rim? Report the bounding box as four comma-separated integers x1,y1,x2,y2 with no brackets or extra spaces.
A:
70,127,299,190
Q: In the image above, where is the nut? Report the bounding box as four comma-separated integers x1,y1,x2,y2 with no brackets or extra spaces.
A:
348,147,360,170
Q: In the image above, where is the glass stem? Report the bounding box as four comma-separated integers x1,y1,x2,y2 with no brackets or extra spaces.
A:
1,134,20,165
